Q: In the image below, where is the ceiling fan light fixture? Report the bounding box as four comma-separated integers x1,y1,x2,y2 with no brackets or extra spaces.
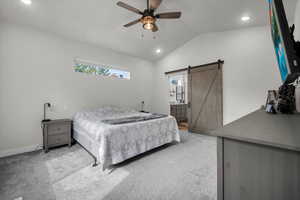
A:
143,23,154,30
117,1,182,32
141,16,156,30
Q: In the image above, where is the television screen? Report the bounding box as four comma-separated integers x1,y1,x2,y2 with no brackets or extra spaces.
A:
270,1,289,81
269,0,300,84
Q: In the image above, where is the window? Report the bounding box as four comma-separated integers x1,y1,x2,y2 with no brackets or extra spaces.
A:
74,60,130,80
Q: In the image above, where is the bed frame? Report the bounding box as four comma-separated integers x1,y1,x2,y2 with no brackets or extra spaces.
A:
75,141,98,167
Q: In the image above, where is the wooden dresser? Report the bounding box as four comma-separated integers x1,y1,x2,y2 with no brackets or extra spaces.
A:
211,109,300,200
42,119,72,153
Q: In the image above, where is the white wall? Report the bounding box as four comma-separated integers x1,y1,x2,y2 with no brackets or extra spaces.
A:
152,26,282,125
0,22,154,156
294,0,300,40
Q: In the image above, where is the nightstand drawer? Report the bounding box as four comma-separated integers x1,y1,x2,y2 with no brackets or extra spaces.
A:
48,134,69,147
48,124,70,135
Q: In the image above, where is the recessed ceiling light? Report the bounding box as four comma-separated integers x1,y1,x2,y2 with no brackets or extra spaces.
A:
241,16,250,22
156,49,162,54
21,0,32,5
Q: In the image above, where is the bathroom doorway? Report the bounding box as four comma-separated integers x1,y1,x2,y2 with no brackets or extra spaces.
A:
168,72,189,130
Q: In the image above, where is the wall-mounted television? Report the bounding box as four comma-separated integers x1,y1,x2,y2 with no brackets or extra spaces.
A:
269,0,300,84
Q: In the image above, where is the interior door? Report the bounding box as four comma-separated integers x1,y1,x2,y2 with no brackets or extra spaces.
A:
188,63,223,134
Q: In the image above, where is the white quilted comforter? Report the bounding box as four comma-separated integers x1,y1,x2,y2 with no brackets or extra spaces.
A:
73,107,180,169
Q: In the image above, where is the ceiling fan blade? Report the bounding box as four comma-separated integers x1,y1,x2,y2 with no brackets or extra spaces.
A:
149,0,162,10
152,23,158,32
156,12,181,19
124,19,141,27
117,1,143,15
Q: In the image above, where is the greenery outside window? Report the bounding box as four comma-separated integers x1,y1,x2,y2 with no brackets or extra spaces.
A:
74,61,130,80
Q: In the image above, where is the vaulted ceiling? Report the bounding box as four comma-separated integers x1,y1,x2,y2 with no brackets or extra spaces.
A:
0,0,298,61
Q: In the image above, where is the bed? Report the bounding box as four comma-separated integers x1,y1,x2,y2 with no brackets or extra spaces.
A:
73,106,180,170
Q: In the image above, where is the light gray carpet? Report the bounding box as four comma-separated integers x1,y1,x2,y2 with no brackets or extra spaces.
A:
0,131,217,200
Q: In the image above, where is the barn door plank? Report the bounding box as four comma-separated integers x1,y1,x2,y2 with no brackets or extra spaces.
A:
188,63,223,134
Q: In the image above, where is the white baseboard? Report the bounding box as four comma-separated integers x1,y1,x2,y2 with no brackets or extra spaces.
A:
0,144,43,158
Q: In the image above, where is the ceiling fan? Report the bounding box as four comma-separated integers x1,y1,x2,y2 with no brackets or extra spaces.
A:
117,0,181,32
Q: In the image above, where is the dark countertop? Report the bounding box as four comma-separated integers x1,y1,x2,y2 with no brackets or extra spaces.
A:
210,109,300,152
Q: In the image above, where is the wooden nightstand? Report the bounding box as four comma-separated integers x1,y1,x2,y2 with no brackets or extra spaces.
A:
42,119,72,153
